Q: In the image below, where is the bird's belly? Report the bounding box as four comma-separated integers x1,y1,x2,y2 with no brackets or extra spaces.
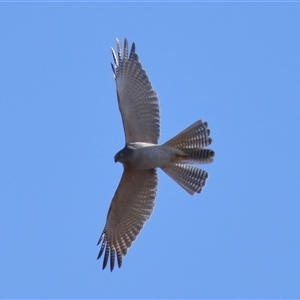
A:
131,146,174,170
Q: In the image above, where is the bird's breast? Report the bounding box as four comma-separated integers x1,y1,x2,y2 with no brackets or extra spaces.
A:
127,144,176,170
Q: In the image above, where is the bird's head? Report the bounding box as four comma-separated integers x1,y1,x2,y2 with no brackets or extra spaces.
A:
114,150,123,163
114,146,134,164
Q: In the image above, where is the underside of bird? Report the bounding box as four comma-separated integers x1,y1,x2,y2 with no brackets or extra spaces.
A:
97,38,215,272
115,119,214,194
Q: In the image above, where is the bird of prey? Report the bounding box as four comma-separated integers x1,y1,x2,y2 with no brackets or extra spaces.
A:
97,38,214,271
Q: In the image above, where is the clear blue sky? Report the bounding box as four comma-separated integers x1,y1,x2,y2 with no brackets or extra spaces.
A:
1,3,300,298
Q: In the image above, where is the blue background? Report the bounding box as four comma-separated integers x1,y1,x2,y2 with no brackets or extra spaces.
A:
1,3,300,298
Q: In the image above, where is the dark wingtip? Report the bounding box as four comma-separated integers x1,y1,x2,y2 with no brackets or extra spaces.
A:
117,251,122,268
97,233,106,260
102,246,109,270
110,249,115,271
110,62,115,76
97,232,104,245
131,42,136,54
124,38,128,60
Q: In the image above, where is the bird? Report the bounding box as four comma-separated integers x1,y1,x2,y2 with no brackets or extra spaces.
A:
97,38,214,271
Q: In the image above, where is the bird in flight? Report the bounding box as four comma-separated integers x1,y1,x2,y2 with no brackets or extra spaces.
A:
97,38,214,271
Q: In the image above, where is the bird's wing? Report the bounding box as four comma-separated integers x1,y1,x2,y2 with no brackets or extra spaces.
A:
111,38,160,144
97,168,158,271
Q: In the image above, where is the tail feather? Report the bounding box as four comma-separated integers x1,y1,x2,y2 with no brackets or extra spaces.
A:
181,148,215,164
164,120,214,164
162,164,208,195
161,120,214,194
164,120,212,149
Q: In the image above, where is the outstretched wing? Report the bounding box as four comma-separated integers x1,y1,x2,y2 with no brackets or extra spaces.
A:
111,38,160,144
97,169,158,271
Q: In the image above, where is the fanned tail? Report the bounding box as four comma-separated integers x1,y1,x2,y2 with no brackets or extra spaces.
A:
164,120,212,148
162,164,208,195
164,120,214,164
162,120,214,194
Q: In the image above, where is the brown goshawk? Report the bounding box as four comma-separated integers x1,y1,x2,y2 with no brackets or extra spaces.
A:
97,38,214,271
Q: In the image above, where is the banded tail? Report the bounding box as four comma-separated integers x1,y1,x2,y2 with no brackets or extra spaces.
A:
161,120,214,195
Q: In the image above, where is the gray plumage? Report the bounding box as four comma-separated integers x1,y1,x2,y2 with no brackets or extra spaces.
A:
97,38,215,271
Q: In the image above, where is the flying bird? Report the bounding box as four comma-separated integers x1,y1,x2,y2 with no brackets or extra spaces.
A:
97,38,214,271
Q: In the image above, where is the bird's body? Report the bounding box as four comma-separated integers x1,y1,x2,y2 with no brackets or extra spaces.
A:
97,38,215,271
115,143,181,170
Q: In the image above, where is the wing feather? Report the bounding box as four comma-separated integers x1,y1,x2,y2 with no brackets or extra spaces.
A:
97,169,158,271
111,38,160,143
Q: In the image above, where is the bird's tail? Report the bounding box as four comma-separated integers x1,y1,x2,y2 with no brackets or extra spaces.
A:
161,120,214,195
